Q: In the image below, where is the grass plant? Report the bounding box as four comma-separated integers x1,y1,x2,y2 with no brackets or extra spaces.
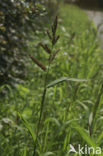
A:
0,4,103,156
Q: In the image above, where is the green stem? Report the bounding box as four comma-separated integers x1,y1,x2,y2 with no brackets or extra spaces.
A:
33,52,53,156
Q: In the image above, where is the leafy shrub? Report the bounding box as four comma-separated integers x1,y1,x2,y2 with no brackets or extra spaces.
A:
0,0,44,86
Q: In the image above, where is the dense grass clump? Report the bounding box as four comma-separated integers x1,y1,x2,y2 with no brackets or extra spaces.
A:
0,4,103,156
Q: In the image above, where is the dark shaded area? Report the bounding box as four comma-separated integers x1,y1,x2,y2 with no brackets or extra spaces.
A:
65,0,103,10
0,0,40,87
78,0,103,10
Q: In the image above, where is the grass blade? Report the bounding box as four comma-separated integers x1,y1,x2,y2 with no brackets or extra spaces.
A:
72,123,96,148
18,113,36,144
23,147,27,156
42,152,55,156
46,77,87,88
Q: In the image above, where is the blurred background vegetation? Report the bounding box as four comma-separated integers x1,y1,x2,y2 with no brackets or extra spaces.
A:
0,0,102,87
0,0,59,87
0,0,103,156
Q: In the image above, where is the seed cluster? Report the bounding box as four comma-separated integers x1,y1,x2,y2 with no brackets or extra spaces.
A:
29,16,60,71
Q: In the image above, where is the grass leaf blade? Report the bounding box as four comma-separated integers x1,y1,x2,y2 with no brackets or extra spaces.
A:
18,113,36,144
46,77,87,88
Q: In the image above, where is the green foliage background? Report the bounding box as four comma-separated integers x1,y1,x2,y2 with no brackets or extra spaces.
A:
0,1,103,156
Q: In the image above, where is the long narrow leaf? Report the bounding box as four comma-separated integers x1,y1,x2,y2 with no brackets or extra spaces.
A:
18,113,36,144
97,131,103,145
72,123,96,148
23,147,27,156
42,152,55,156
46,77,87,88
